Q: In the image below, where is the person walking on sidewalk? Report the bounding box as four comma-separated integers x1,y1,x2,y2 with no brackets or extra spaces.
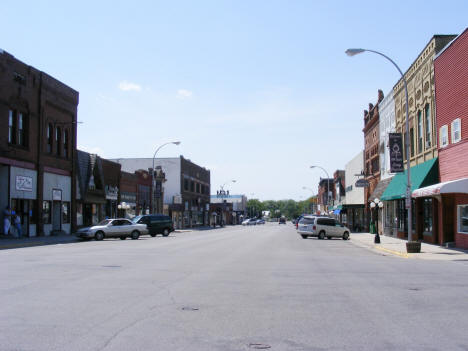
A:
14,214,22,238
3,205,12,236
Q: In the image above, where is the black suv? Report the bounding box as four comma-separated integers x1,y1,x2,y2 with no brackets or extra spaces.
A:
132,214,174,237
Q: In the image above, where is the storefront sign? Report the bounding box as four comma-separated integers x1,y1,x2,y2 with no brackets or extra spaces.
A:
355,179,369,188
16,176,33,191
120,192,137,203
389,133,404,173
52,189,62,201
105,185,119,200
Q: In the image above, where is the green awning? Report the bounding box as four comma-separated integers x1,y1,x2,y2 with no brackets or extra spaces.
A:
381,158,439,201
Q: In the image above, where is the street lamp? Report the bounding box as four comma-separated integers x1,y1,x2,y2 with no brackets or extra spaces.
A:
310,165,331,213
151,141,181,213
346,48,412,242
369,198,384,243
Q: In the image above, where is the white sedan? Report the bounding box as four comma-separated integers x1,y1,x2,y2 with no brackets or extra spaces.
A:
75,218,148,241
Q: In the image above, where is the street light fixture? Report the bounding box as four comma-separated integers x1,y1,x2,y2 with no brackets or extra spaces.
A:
151,141,181,213
310,165,331,212
346,47,413,242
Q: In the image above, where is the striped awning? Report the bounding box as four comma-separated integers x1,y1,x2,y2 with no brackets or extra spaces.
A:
412,178,468,198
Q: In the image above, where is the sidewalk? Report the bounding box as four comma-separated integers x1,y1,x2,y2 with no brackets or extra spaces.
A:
350,232,468,261
0,234,78,250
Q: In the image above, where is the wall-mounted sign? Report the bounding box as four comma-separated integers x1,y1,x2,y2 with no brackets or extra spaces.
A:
355,179,370,188
389,133,404,173
105,185,119,200
16,176,33,191
52,189,62,201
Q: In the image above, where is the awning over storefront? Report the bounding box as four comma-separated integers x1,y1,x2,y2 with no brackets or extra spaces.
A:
381,158,439,201
412,177,468,198
369,177,392,201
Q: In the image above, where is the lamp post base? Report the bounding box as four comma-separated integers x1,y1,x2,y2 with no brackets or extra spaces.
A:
374,233,381,244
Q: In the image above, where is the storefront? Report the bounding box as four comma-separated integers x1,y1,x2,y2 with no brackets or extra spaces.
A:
413,177,468,249
341,204,365,232
42,171,71,235
381,158,438,239
6,165,38,237
105,185,118,219
119,192,137,219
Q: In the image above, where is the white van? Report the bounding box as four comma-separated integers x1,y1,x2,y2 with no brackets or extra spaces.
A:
297,216,350,240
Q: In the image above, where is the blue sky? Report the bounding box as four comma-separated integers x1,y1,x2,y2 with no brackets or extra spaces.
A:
2,1,467,200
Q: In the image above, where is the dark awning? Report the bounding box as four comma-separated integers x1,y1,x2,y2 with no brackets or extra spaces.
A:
369,177,393,201
381,158,439,201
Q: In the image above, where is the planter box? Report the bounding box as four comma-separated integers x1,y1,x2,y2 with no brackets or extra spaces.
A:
406,241,421,253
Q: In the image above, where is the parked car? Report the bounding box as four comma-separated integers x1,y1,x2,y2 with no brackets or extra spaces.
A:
75,218,148,240
295,215,304,229
132,214,174,237
297,216,350,240
247,218,258,225
242,218,250,226
256,219,265,225
279,217,286,224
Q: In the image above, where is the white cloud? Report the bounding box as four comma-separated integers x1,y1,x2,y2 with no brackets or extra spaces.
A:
118,81,142,92
177,89,193,99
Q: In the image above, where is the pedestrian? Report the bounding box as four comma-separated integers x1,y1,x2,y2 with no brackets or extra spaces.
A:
3,205,11,236
14,214,22,238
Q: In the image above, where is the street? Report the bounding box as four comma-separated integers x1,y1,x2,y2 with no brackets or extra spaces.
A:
1,223,468,351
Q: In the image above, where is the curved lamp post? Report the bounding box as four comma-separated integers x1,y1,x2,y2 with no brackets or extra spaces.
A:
346,48,412,241
151,141,181,213
370,197,384,243
310,165,330,213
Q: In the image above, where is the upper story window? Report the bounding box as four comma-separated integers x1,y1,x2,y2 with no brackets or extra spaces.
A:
425,104,431,149
410,128,415,157
451,118,461,143
190,181,195,192
8,110,28,147
439,125,448,148
63,129,69,158
417,110,423,153
196,183,200,193
55,127,61,156
47,123,53,153
184,178,189,191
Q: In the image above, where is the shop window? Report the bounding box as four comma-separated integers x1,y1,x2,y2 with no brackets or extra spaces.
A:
440,125,448,148
47,123,53,153
196,183,200,193
424,104,431,149
422,198,433,233
451,118,461,143
42,201,51,224
63,130,69,158
55,127,61,156
190,181,195,192
76,203,83,226
62,202,70,223
458,205,468,233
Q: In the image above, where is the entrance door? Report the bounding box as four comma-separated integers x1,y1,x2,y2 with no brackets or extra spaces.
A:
52,201,61,231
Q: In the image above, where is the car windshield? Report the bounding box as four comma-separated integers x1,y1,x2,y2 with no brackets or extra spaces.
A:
97,219,112,226
299,218,315,225
131,216,142,224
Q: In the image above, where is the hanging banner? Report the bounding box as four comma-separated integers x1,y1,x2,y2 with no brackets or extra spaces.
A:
389,133,404,173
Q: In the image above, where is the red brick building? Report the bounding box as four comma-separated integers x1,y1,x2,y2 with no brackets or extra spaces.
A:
0,50,78,236
413,28,468,249
363,90,384,230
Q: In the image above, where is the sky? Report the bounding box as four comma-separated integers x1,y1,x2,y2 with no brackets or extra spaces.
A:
2,0,467,200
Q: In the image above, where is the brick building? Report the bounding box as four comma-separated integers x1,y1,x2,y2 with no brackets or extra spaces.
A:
317,178,335,214
118,171,137,218
0,50,78,236
413,28,468,249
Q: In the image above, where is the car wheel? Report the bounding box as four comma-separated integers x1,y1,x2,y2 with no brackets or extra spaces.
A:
95,231,105,241
301,234,308,239
120,236,126,240
318,231,325,240
327,236,332,240
343,231,350,240
131,231,140,240
163,228,170,237
150,234,156,237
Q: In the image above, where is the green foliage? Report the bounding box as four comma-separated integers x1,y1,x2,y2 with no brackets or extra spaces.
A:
255,198,315,219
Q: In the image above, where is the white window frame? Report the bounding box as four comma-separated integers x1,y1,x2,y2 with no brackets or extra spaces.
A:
458,204,468,234
439,125,448,148
451,118,461,144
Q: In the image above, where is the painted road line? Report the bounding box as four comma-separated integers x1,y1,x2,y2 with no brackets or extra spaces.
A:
374,245,410,258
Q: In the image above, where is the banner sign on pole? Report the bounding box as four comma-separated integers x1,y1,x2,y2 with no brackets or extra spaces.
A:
389,133,404,173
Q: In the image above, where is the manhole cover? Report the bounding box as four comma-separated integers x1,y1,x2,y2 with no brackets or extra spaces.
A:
102,265,122,268
181,306,199,311
248,343,271,349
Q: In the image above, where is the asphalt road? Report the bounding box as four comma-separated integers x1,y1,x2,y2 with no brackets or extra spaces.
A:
1,223,468,351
